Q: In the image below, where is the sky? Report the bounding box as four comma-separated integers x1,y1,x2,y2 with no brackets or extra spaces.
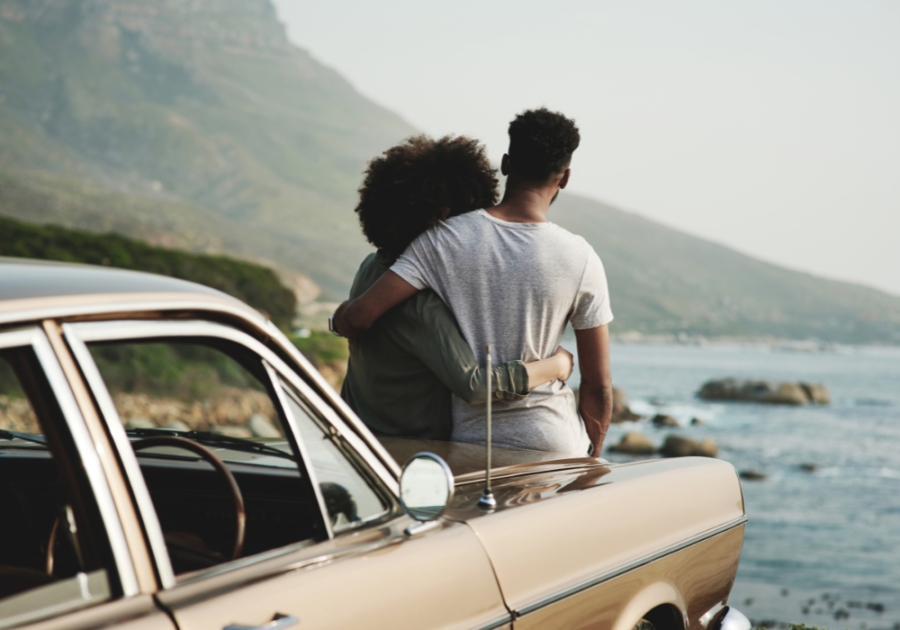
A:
271,0,900,296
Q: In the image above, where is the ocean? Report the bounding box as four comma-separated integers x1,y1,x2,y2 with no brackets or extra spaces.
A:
566,341,900,628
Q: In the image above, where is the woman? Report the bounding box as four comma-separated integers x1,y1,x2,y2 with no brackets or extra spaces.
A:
340,135,572,440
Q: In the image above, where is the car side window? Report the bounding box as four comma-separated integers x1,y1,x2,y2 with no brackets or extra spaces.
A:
278,378,389,532
87,339,326,577
0,347,112,628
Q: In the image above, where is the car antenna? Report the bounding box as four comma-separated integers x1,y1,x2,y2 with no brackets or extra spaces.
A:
478,344,497,511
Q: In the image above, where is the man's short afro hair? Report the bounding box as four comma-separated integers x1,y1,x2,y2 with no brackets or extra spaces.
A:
507,108,580,183
355,135,499,259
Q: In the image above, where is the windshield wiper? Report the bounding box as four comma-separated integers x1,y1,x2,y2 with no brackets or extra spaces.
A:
0,430,47,446
125,428,295,461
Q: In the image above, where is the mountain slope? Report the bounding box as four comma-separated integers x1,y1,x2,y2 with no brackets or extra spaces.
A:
0,0,413,295
552,194,900,343
0,0,898,343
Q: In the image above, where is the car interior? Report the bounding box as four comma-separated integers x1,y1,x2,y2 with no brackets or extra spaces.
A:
0,339,330,604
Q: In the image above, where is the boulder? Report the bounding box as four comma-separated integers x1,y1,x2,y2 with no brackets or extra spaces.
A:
211,425,253,438
800,383,831,405
739,470,767,481
612,387,641,422
125,416,155,430
697,378,830,406
659,435,718,458
651,414,679,427
694,437,718,457
248,414,281,438
690,417,705,426
608,432,655,455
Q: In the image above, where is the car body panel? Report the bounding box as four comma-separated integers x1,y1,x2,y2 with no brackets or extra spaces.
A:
21,597,173,630
448,457,744,616
158,520,509,630
514,526,744,630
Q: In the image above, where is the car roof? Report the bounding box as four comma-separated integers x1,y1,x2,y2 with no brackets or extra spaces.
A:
0,257,232,302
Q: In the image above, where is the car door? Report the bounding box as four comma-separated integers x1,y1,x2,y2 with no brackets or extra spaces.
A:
0,325,175,630
64,319,511,630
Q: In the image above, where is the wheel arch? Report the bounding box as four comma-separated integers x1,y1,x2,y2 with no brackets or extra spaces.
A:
612,582,686,630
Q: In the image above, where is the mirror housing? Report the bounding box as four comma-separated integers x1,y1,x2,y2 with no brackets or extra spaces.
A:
399,453,455,522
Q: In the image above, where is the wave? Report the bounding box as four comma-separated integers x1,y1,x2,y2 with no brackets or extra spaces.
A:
815,466,900,480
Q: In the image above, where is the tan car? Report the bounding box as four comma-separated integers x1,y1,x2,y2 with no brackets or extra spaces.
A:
0,258,750,630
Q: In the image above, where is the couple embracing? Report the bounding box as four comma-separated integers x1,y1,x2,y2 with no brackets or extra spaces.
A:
333,108,613,459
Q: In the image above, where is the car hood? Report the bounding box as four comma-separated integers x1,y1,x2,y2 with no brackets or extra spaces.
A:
446,456,746,614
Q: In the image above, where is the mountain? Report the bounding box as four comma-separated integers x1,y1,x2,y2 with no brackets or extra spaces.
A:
1,0,898,343
0,0,413,296
551,195,900,343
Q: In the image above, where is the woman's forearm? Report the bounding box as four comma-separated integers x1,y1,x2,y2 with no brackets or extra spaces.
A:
524,347,573,389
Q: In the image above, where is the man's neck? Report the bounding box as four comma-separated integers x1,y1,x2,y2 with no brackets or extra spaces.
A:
485,182,557,223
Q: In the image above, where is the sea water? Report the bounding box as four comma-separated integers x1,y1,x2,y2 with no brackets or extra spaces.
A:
566,341,900,628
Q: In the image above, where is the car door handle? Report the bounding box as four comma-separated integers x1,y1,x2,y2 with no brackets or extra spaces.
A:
225,613,299,630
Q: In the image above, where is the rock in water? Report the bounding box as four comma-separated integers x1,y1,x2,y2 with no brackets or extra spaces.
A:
659,435,718,458
800,382,831,405
697,378,830,405
740,470,767,481
611,387,641,422
695,438,718,457
651,414,679,427
608,432,655,455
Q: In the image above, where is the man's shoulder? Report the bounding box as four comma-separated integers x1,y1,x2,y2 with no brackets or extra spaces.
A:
547,223,597,255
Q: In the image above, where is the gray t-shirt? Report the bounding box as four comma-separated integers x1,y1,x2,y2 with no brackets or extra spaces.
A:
391,209,613,457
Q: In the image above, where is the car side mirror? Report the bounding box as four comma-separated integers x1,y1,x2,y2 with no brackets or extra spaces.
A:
399,453,454,523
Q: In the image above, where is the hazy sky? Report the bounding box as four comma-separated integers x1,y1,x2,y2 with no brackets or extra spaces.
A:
272,0,900,296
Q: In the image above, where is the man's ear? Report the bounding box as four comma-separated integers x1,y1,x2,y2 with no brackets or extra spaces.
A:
501,154,510,176
558,168,571,190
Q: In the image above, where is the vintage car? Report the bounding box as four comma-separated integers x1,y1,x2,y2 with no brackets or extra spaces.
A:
0,258,750,630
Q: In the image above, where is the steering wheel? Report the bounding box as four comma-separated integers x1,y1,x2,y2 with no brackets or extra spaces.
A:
132,436,246,561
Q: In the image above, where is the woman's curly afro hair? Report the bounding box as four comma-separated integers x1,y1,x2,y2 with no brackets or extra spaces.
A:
508,108,580,183
355,135,499,259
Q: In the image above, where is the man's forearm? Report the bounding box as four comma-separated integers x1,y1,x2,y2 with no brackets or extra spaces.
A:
332,270,421,339
574,324,613,456
333,298,370,339
579,383,613,454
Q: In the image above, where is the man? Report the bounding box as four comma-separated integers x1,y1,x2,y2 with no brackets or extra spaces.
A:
334,108,613,457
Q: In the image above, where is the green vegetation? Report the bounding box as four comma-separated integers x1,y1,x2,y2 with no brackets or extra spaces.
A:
0,356,24,398
89,342,264,401
289,331,349,368
0,215,297,329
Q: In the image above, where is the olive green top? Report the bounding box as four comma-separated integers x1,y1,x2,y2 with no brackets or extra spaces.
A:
341,251,529,440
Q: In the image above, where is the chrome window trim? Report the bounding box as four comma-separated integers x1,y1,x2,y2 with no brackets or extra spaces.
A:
275,376,394,532
66,319,399,494
62,324,177,589
0,327,140,596
513,515,748,617
264,362,334,540
470,614,514,630
263,320,402,481
0,299,264,330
